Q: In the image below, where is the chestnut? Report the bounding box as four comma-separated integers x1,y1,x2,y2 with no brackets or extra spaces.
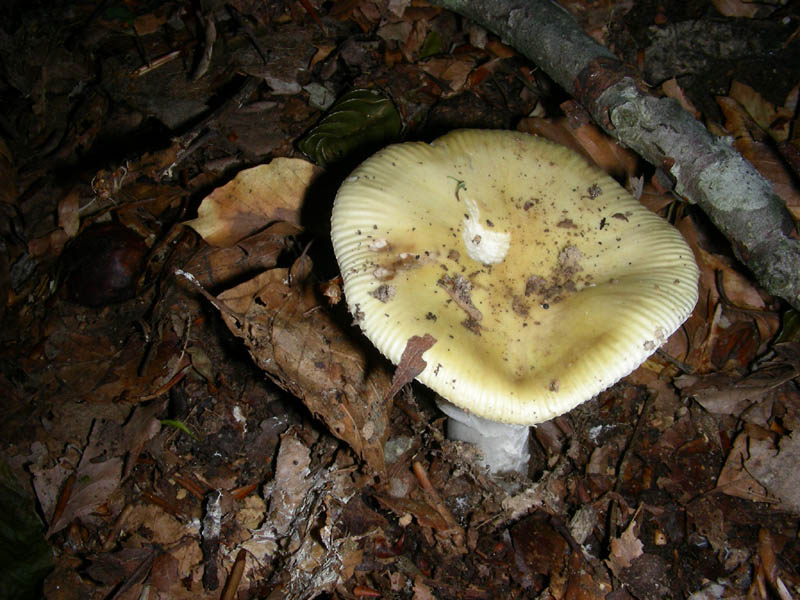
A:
62,222,147,307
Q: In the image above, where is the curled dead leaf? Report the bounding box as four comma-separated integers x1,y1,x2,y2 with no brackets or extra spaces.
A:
184,158,322,246
385,334,436,403
216,268,393,474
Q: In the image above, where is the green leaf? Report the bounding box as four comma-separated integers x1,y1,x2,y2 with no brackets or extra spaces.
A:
103,4,137,26
776,309,800,343
0,460,53,600
297,88,402,167
160,419,200,441
419,31,442,59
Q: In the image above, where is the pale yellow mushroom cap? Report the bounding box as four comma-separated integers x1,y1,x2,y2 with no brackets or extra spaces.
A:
331,129,698,425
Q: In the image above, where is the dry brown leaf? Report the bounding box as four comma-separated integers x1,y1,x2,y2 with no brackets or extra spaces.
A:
717,95,800,218
510,513,570,585
755,528,795,600
121,398,169,480
518,116,638,179
412,575,437,600
570,121,639,180
385,334,436,403
46,421,123,536
310,44,337,68
149,552,180,594
133,11,168,35
185,158,322,247
518,117,579,154
181,221,300,288
676,372,768,417
377,20,412,45
779,138,800,182
420,56,477,97
675,214,780,374
717,426,772,503
30,450,79,532
91,330,187,403
123,504,204,558
485,39,516,58
85,547,156,587
375,493,451,531
712,0,761,18
57,187,80,238
216,268,392,474
661,78,701,120
0,137,17,206
607,511,643,577
564,550,610,600
404,19,429,61
745,431,800,513
269,432,313,537
28,228,69,258
686,497,727,556
729,80,793,143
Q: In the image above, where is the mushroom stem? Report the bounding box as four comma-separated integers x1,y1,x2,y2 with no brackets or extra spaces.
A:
436,399,530,474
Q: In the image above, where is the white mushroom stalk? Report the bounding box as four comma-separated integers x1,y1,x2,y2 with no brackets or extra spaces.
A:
331,130,698,474
436,399,530,474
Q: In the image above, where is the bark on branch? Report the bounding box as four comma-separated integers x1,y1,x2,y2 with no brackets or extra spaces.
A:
432,0,800,310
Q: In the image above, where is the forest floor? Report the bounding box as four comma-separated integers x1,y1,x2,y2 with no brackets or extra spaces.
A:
1,0,800,598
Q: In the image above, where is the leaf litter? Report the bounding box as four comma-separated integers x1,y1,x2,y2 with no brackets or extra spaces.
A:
0,0,799,598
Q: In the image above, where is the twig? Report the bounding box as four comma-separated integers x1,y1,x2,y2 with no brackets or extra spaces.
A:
131,50,182,78
654,348,693,374
48,473,76,537
191,11,217,81
102,504,135,551
412,460,466,545
174,269,246,327
220,549,248,600
159,77,262,179
609,393,654,540
226,4,271,64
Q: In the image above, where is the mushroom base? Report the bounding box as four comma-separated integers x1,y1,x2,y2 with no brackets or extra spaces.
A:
436,399,530,474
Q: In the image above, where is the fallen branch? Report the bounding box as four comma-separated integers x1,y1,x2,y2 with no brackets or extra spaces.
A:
432,0,800,310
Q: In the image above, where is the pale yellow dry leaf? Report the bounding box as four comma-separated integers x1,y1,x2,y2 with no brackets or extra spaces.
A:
58,187,81,238
185,157,322,247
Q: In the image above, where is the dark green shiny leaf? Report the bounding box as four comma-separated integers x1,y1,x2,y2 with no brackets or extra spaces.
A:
776,309,800,343
0,460,53,600
297,88,402,167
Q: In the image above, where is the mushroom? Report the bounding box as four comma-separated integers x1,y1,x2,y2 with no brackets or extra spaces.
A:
330,129,698,474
